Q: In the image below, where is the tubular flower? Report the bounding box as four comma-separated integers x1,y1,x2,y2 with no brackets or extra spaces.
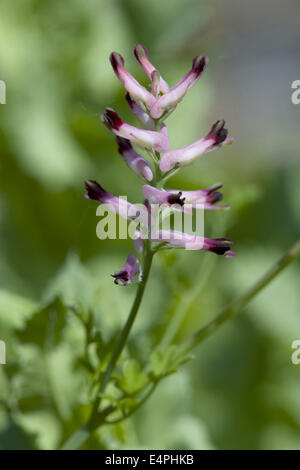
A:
149,56,206,119
85,180,145,221
134,44,169,94
110,52,156,109
125,92,155,130
143,185,185,208
117,137,153,182
151,230,235,257
143,183,229,211
111,254,141,286
160,120,233,172
102,108,170,153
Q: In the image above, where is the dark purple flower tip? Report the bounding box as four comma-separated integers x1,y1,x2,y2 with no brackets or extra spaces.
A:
84,180,108,202
111,254,141,286
206,120,228,145
101,108,123,131
125,91,135,109
116,136,133,154
111,270,130,285
204,238,233,256
109,52,125,75
208,191,223,204
192,56,207,77
167,191,185,206
133,44,149,63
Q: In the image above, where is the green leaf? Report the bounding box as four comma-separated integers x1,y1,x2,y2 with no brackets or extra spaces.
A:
16,297,68,349
116,359,148,395
0,416,37,450
0,289,36,329
151,346,194,378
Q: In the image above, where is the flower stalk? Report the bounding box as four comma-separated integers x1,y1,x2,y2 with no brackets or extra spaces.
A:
181,238,300,353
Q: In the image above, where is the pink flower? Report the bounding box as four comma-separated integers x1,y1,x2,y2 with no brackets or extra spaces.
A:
160,120,234,172
110,52,155,109
134,44,169,94
142,185,185,206
117,137,153,182
125,92,155,130
143,183,229,211
102,108,170,153
111,254,141,286
150,56,206,119
151,230,235,256
84,180,144,221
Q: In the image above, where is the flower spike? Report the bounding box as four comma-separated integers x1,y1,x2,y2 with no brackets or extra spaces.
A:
86,45,235,287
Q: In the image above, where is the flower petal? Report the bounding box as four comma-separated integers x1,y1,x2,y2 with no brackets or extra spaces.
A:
143,185,185,206
110,52,156,108
168,184,229,210
134,44,169,94
126,92,155,130
102,108,170,153
160,120,233,172
151,230,234,256
117,137,153,182
111,254,141,286
150,56,206,118
84,180,142,220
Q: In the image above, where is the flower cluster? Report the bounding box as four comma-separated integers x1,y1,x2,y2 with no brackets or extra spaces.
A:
85,45,235,285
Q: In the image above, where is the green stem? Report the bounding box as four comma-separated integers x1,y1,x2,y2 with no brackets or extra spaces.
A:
159,254,216,351
95,244,154,400
61,424,90,451
182,238,300,353
61,243,154,450
105,381,158,425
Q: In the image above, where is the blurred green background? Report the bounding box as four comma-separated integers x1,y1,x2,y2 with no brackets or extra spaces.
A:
0,0,300,450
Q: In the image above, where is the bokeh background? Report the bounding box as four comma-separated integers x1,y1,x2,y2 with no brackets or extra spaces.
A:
0,0,300,450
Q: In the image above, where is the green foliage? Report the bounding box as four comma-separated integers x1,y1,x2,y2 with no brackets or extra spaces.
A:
16,297,68,349
116,360,149,395
0,417,37,450
151,346,194,379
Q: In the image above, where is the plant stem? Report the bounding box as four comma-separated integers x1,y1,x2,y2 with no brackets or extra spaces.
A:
95,244,154,400
105,381,158,425
182,238,300,353
159,254,216,351
61,243,154,450
159,216,228,350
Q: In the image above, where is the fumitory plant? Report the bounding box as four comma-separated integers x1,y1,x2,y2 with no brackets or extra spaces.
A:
60,45,300,450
